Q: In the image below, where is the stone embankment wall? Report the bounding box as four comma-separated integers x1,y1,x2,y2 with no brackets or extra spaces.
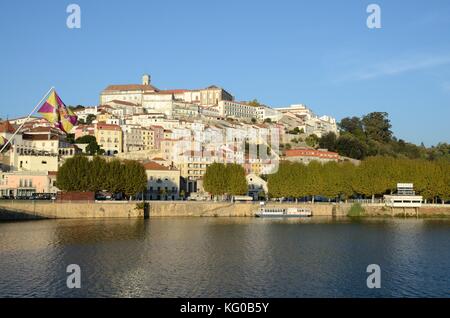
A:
0,201,143,220
0,200,449,220
149,202,337,217
347,203,450,217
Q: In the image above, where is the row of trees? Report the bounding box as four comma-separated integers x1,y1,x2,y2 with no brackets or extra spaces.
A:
56,156,147,198
267,157,450,203
319,112,450,160
203,163,248,197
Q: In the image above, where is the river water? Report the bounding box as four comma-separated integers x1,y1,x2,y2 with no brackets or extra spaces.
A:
0,217,449,298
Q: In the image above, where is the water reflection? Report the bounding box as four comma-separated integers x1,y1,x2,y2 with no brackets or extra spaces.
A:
0,217,449,297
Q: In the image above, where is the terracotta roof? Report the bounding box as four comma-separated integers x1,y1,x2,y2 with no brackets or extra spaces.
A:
143,161,173,171
22,134,59,141
0,121,16,133
96,123,121,131
103,84,159,92
151,157,165,161
284,148,339,158
24,126,61,133
107,100,139,106
157,89,189,94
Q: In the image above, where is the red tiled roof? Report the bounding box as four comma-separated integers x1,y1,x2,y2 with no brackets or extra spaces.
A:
143,161,172,171
96,124,121,131
157,89,189,94
0,121,16,133
107,100,139,106
284,148,339,158
103,84,159,92
22,134,59,141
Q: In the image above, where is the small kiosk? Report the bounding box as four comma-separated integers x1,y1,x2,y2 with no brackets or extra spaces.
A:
383,183,423,216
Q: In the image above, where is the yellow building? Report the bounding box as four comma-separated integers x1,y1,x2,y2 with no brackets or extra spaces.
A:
141,128,155,150
96,111,114,123
95,123,123,155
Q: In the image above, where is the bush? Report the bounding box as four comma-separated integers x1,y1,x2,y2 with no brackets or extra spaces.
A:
347,203,365,217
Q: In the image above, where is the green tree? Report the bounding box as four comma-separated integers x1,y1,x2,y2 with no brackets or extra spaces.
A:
75,135,102,155
66,133,75,144
339,116,365,140
87,156,108,192
203,163,228,196
104,160,125,195
226,164,248,195
303,161,324,202
247,99,262,107
123,160,147,198
319,132,337,151
85,114,96,125
362,112,393,143
336,135,367,159
305,134,319,148
56,155,91,191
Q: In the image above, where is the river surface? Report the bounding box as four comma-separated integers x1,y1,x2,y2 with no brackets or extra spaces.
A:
0,217,449,298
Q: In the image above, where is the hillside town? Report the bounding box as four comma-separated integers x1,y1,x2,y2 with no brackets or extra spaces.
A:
0,74,351,201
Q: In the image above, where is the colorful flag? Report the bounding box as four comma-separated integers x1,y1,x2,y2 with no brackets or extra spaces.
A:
0,135,6,148
37,90,77,133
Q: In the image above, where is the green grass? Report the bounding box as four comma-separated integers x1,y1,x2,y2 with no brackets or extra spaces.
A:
347,203,365,217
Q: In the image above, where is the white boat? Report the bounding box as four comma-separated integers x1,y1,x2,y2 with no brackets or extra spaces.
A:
256,207,312,217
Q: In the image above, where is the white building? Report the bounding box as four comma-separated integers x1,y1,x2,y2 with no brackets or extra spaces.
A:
276,104,338,137
143,161,180,200
100,74,159,105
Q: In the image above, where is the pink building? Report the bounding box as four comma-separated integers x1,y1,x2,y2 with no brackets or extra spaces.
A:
0,171,58,198
74,124,95,140
150,125,164,150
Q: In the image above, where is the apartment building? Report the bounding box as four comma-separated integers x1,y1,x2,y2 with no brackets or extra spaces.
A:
95,123,123,155
143,161,180,200
122,125,144,152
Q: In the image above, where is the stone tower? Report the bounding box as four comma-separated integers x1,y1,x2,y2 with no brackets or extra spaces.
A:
142,74,151,85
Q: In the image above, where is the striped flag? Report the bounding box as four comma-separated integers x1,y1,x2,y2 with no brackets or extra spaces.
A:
37,90,77,133
0,135,7,148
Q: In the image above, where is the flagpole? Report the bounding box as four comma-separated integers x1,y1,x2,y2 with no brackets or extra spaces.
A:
0,86,55,154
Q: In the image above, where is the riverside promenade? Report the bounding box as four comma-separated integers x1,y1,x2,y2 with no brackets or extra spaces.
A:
0,200,450,220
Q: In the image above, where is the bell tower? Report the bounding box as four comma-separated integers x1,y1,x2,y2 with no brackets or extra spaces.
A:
142,74,151,85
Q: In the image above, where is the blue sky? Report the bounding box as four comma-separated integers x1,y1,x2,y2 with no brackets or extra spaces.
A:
0,0,449,146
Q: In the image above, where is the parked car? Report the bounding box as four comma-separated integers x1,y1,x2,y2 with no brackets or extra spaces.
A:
31,193,55,200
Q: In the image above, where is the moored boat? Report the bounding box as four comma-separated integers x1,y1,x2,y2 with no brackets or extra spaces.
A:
256,207,312,217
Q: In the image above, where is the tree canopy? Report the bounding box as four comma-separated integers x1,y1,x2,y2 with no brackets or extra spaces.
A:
75,135,103,155
267,157,450,203
319,112,449,161
203,162,248,197
56,156,147,198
